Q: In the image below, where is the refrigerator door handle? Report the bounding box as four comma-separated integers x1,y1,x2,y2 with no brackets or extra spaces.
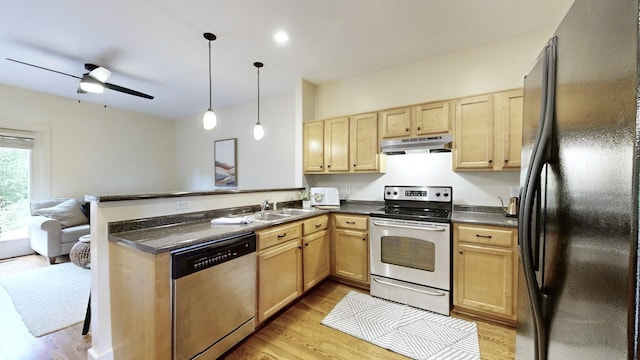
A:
519,35,557,360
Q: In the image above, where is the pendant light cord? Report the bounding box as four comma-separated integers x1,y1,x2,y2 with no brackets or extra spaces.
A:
208,40,212,109
257,65,260,125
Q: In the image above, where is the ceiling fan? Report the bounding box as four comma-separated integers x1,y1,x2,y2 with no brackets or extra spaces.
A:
5,58,154,99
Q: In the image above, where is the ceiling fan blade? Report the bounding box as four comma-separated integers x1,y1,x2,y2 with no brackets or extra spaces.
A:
87,65,111,83
104,82,154,100
6,58,81,79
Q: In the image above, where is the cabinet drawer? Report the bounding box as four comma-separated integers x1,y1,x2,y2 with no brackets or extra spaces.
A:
302,215,329,236
455,224,514,247
334,214,368,230
257,222,302,250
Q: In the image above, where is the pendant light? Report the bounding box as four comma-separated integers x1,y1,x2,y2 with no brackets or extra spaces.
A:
253,61,264,140
203,32,217,130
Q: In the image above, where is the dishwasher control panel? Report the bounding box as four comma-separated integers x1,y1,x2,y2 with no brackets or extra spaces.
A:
171,232,256,279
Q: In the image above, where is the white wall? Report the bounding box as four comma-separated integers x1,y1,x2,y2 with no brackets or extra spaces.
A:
313,30,553,119
0,84,178,198
175,92,298,191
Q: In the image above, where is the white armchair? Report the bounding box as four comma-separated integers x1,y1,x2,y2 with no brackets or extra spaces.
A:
29,198,90,264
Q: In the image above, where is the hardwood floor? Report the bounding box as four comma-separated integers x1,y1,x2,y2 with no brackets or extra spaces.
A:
0,256,515,360
0,255,91,360
225,280,516,360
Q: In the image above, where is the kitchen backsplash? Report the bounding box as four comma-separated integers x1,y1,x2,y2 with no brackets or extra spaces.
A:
305,152,519,207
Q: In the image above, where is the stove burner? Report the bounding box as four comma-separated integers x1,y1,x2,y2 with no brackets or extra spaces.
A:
372,185,453,223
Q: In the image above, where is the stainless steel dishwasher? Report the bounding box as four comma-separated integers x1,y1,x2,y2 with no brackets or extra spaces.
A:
171,232,256,360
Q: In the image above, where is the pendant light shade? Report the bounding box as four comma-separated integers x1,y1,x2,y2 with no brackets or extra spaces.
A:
253,61,264,140
203,32,217,130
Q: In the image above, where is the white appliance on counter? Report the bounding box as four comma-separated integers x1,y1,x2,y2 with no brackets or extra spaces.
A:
309,187,340,208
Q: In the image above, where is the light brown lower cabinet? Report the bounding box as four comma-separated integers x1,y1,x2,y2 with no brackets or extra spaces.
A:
453,223,518,325
331,214,369,286
303,228,330,291
257,237,303,324
256,215,331,325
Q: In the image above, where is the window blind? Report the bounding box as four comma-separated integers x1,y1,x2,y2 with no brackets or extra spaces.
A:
0,134,34,150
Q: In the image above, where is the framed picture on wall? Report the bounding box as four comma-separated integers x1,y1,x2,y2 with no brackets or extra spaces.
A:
214,138,237,187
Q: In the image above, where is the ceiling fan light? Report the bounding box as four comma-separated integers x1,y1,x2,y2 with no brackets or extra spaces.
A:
79,74,104,93
253,122,264,140
203,108,217,130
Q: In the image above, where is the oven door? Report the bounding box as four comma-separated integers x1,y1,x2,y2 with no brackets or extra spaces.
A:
370,217,451,291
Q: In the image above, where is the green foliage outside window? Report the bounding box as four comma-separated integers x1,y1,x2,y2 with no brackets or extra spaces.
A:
0,148,30,234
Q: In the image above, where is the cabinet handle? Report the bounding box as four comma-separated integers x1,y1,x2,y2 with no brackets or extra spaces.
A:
327,164,331,168
405,128,410,132
362,238,366,241
488,159,493,164
277,233,287,238
459,250,463,254
346,221,356,224
320,165,323,168
315,224,322,228
417,127,421,131
475,234,492,239
353,164,356,167
298,246,302,249
305,243,309,247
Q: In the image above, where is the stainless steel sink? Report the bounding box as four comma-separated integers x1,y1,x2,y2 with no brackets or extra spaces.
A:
281,208,318,216
248,211,292,222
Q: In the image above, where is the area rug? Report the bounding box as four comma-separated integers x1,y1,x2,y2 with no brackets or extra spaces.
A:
321,291,480,360
0,262,90,337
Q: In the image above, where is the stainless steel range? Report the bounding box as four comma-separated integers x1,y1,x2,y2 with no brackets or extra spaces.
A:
369,185,453,315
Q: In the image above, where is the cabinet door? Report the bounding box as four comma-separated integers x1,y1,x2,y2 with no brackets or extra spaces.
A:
333,228,369,284
454,95,494,170
257,239,303,324
349,112,380,172
454,243,514,319
379,107,412,139
303,229,330,291
414,101,451,136
324,117,350,172
303,120,324,173
496,90,523,170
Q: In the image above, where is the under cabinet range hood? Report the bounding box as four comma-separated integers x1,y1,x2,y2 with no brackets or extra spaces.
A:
380,134,452,155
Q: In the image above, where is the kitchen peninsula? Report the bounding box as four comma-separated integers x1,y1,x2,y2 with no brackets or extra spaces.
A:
86,188,517,359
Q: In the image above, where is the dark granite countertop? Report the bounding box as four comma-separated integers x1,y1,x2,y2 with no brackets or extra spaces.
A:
452,205,518,228
86,187,303,203
109,201,383,254
109,201,516,255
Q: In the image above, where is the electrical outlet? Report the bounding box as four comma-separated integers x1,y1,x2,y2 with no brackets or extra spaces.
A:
176,200,191,210
345,185,351,194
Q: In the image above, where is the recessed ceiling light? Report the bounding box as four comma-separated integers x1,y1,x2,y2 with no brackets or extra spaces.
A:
274,30,289,44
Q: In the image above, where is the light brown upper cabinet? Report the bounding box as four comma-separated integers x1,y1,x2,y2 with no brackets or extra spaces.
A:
453,89,523,171
323,117,350,173
379,100,452,140
496,90,523,170
303,120,325,173
349,112,384,172
303,114,385,174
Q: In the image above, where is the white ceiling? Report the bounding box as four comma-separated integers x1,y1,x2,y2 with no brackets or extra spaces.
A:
0,0,573,121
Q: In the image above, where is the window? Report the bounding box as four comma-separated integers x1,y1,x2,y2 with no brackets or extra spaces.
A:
0,134,33,243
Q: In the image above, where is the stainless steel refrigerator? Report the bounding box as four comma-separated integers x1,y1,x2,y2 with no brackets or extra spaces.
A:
516,0,640,359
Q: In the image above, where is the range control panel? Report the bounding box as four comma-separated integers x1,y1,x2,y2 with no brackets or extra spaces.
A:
383,185,452,202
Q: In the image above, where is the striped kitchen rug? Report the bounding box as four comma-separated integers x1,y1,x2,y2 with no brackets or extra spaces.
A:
321,290,480,360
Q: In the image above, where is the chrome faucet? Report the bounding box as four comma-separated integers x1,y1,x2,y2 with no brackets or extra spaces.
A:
261,199,270,211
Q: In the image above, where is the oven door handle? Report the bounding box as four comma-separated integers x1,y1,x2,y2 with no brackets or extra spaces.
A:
373,277,446,297
371,220,446,232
